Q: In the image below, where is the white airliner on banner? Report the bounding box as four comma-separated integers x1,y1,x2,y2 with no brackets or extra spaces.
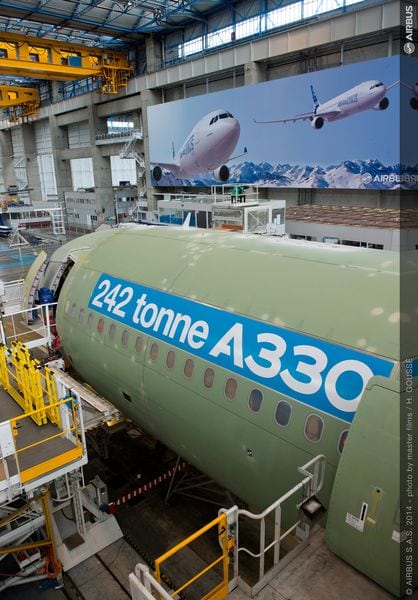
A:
254,80,393,129
151,109,247,182
401,81,418,109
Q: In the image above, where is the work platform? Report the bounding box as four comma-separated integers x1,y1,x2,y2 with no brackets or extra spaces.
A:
0,337,123,594
0,387,77,496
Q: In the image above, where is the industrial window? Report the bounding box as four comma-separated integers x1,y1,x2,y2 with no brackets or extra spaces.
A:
304,414,324,443
135,336,143,353
109,323,116,340
166,350,175,369
184,358,194,379
248,389,263,413
338,430,349,454
79,308,84,323
275,401,291,427
121,329,129,346
225,378,237,400
97,318,104,333
150,342,159,362
203,367,215,389
87,313,93,328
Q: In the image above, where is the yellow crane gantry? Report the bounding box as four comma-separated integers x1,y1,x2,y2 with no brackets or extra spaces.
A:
0,32,133,96
0,84,40,121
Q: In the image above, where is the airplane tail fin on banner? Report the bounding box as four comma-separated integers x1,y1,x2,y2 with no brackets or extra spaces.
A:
311,85,320,112
171,141,175,159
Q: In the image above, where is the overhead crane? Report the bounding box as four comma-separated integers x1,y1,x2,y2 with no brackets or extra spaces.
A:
0,31,133,96
0,84,39,122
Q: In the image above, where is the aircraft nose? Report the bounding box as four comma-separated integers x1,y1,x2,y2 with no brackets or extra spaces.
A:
224,118,240,141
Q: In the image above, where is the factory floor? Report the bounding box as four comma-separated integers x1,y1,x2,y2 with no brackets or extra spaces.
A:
1,528,404,600
228,527,399,600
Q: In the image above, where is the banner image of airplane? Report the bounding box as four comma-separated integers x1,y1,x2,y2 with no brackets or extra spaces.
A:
151,109,247,183
254,80,395,129
148,55,414,190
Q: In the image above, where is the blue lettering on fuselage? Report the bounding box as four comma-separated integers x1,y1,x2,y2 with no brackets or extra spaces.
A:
337,93,358,108
88,274,394,423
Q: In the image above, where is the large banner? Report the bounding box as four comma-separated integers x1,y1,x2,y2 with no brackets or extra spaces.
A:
148,55,417,190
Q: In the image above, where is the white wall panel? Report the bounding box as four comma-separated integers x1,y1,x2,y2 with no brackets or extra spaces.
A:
110,156,136,186
11,128,24,155
35,120,53,153
70,158,94,190
68,121,90,149
37,154,57,200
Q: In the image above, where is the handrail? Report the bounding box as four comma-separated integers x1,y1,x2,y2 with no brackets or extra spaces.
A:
0,395,83,486
154,512,230,599
130,564,172,600
221,454,326,590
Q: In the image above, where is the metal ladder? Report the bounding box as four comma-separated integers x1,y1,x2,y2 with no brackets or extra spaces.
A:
69,472,86,539
50,206,66,236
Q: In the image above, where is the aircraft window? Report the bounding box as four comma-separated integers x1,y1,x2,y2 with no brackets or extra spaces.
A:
275,401,291,427
227,112,233,118
203,367,215,389
225,378,238,400
249,389,263,413
135,336,143,353
122,391,132,403
87,313,93,328
71,303,77,316
166,350,175,369
64,300,70,313
150,342,159,362
338,430,349,453
219,113,229,119
109,323,116,340
184,358,194,379
304,414,324,443
97,318,104,333
79,308,85,323
122,329,129,346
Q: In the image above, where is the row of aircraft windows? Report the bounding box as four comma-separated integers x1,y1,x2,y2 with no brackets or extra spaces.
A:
68,304,348,453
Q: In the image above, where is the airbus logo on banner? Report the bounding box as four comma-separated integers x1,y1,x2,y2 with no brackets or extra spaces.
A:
362,172,418,185
88,274,394,423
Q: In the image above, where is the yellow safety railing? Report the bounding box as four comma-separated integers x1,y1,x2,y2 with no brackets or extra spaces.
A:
0,342,61,428
154,512,233,600
9,396,83,484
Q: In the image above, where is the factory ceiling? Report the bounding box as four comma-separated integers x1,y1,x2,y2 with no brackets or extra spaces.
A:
0,0,222,48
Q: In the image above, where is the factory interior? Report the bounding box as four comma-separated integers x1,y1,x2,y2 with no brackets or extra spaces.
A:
0,0,416,599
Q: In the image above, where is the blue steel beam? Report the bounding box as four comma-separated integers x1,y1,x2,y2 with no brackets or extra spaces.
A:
0,1,136,34
0,0,223,35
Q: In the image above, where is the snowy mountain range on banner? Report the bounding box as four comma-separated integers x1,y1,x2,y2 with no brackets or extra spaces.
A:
151,160,417,190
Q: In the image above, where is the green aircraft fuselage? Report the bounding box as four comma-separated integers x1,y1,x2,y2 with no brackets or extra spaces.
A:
41,226,418,597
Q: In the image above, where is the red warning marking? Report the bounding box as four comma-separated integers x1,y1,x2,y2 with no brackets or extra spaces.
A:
108,462,188,508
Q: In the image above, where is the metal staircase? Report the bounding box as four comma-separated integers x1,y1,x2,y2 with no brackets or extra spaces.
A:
49,206,66,236
119,129,146,176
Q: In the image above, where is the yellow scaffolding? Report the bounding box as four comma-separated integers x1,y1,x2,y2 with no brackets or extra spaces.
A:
10,397,83,483
154,512,233,600
0,31,133,94
0,341,61,428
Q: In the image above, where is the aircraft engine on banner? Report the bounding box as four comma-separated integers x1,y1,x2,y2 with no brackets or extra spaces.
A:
213,165,230,181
